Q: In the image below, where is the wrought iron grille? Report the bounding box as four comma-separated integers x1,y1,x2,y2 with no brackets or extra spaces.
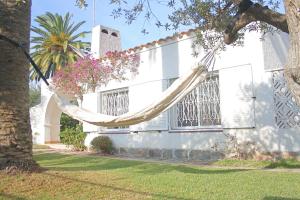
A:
272,71,300,128
100,88,129,129
170,73,221,129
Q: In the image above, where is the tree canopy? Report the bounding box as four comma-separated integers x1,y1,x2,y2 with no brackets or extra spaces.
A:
76,0,286,49
52,52,139,100
30,12,90,80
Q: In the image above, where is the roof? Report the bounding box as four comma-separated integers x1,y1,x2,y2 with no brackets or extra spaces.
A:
124,28,197,53
98,28,198,60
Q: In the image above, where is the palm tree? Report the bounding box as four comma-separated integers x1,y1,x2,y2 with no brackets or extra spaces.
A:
0,0,37,170
30,12,90,80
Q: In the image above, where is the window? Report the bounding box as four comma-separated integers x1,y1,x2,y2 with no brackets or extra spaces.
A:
273,70,300,128
100,88,129,129
101,29,108,34
170,73,221,129
111,32,118,37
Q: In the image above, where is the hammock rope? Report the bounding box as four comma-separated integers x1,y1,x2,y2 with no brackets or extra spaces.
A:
0,34,49,86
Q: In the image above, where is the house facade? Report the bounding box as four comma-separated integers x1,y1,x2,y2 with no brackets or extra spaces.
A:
31,24,300,160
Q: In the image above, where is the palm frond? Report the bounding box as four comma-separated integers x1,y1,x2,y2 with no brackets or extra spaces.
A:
30,12,90,80
70,31,91,41
68,21,86,35
31,26,50,38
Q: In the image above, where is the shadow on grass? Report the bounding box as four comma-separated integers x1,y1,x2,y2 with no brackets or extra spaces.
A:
33,152,73,162
134,163,248,175
45,172,196,200
0,192,27,200
263,196,300,200
264,160,300,169
212,158,300,169
34,152,145,171
34,152,248,175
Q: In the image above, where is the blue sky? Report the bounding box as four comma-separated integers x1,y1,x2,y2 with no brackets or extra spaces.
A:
31,0,285,50
31,0,184,49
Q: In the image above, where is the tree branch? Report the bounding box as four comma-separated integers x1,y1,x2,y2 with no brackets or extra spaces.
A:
224,1,289,44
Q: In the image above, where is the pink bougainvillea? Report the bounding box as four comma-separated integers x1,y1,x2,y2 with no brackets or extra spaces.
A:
52,51,140,99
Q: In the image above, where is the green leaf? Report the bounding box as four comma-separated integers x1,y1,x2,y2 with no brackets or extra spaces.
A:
30,12,89,78
63,41,68,52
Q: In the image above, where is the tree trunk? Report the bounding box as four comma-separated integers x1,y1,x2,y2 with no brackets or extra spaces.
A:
284,0,300,105
0,0,37,171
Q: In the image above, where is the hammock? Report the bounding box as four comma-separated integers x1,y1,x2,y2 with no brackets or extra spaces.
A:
51,44,218,127
0,33,217,127
50,65,208,127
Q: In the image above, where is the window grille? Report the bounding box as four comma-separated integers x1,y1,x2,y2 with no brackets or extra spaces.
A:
100,87,129,129
272,71,300,128
170,73,221,129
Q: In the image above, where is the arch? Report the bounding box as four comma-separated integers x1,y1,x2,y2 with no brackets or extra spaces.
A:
101,29,108,34
44,95,62,144
111,32,118,37
30,80,64,144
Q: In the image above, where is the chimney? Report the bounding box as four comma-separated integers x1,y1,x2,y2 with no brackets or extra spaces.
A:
91,25,121,58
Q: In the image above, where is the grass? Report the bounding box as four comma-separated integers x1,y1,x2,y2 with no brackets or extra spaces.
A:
0,152,300,200
213,158,300,169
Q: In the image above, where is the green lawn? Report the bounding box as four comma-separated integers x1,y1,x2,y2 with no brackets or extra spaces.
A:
1,153,300,200
213,158,300,169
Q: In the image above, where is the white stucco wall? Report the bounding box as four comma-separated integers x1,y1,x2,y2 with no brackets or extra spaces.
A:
30,81,62,144
82,29,300,154
30,26,298,154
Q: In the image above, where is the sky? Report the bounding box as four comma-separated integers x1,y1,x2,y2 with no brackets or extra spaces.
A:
31,0,286,50
31,0,185,50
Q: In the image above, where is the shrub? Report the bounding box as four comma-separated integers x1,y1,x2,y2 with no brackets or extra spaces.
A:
91,136,113,154
60,113,79,132
60,124,86,151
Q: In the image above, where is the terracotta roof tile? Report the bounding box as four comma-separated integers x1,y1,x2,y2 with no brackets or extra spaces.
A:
100,28,197,57
126,28,197,53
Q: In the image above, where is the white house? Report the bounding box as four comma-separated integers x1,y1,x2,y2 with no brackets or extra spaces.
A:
31,24,300,161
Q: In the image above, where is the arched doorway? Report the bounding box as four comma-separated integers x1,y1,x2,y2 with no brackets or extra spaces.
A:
30,82,62,144
43,95,62,144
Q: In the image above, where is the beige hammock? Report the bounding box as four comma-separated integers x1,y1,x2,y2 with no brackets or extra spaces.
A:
50,46,217,127
51,66,207,127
